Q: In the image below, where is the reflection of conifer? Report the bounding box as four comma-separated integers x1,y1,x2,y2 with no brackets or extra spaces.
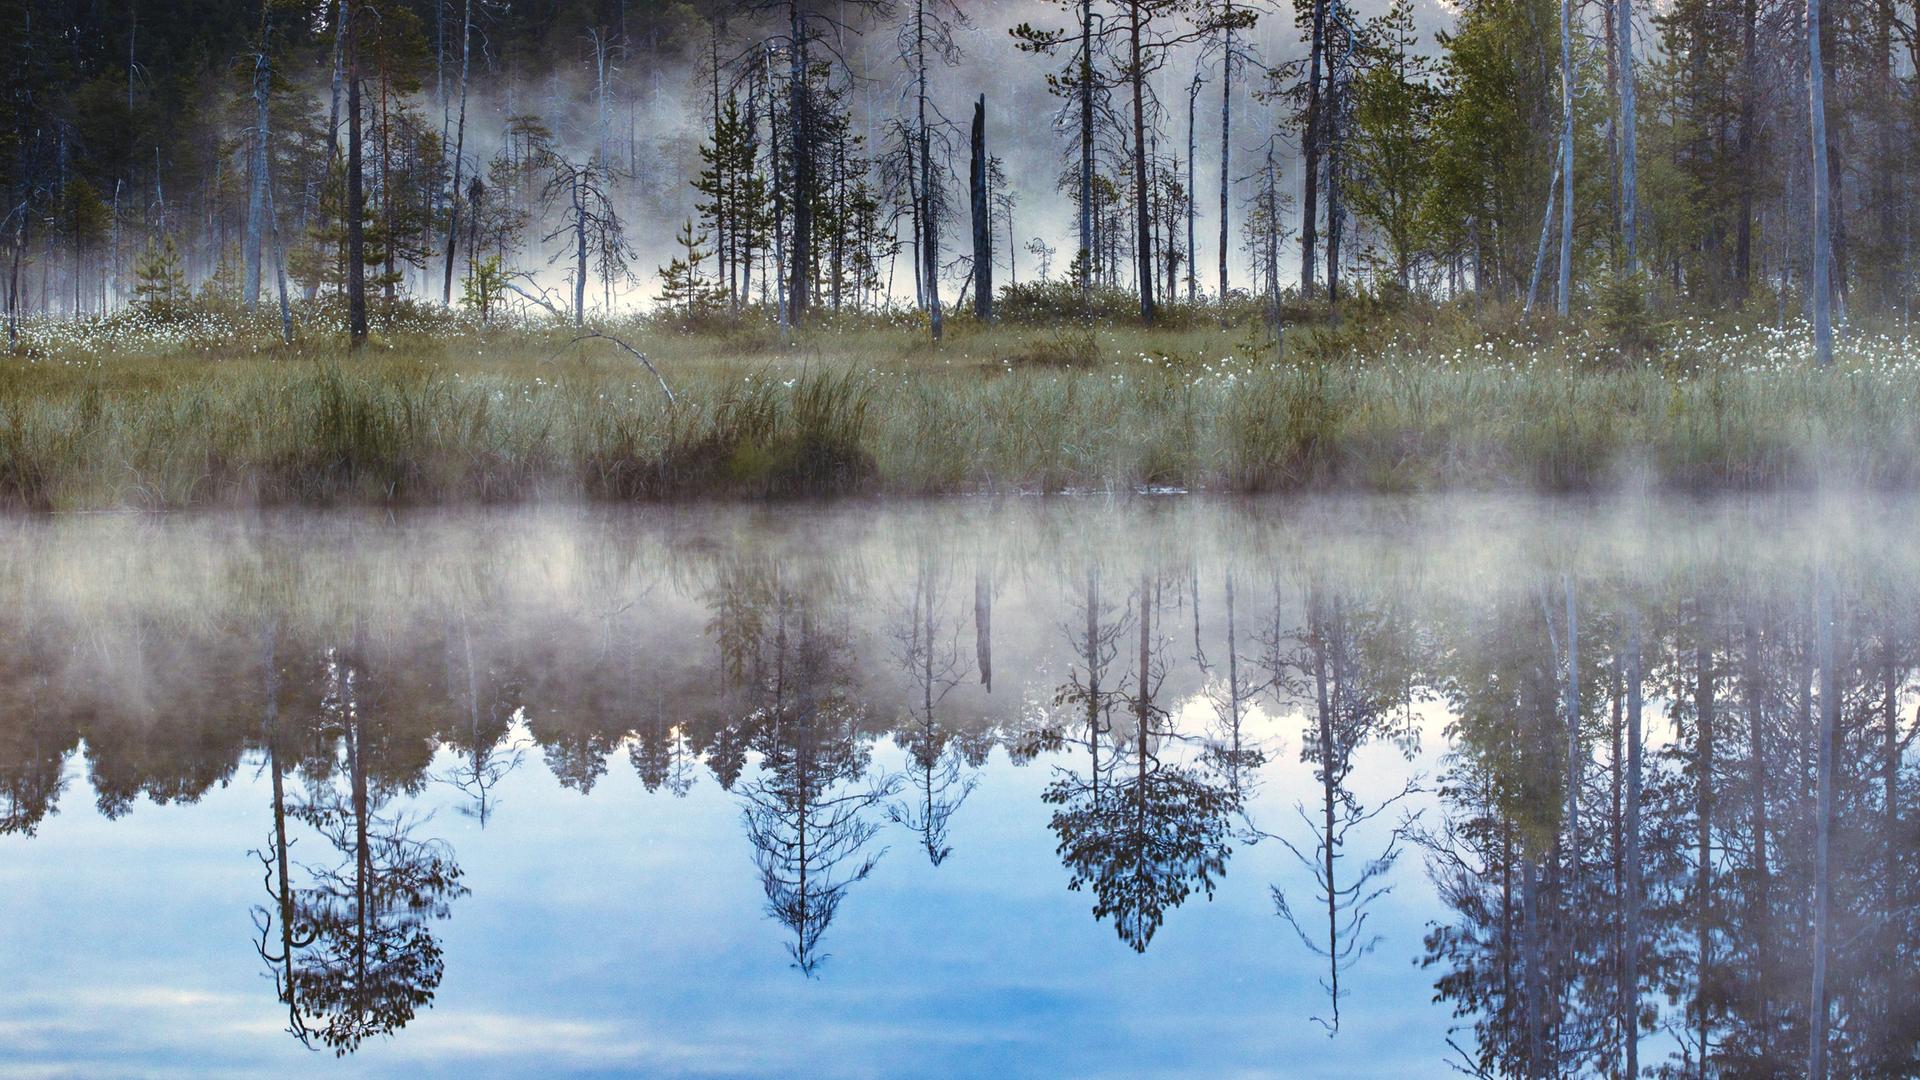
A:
1263,588,1422,1034
1046,576,1240,952
737,591,896,975
885,561,978,866
266,648,468,1056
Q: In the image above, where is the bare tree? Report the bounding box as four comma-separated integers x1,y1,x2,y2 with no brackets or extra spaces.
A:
898,0,967,340
540,156,629,326
885,559,978,865
1808,572,1836,1075
1618,0,1638,277
1556,0,1573,315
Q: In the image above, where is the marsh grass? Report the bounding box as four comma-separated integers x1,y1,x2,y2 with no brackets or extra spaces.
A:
4,306,1920,509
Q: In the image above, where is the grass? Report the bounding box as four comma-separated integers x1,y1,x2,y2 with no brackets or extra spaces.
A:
3,299,1919,510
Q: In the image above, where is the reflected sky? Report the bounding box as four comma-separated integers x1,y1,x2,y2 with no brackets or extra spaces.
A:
0,496,1914,1077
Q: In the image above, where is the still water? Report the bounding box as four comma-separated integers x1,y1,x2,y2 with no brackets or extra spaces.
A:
1,497,1914,1078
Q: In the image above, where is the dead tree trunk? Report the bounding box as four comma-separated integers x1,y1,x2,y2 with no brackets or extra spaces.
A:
1217,2,1232,302
970,95,991,320
1301,0,1326,299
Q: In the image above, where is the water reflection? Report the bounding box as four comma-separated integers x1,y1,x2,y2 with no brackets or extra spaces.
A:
1,499,1917,1075
1043,572,1240,952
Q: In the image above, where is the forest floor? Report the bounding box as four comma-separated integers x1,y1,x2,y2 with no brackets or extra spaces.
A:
3,302,1917,510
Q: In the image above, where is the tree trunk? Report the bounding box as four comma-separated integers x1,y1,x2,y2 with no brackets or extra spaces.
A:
974,568,991,691
1808,0,1835,364
906,133,924,311
1302,0,1326,299
1324,12,1346,305
1557,0,1574,315
1695,624,1715,1072
1624,611,1643,1080
345,3,366,347
1734,0,1756,296
1078,0,1094,303
916,1,942,341
440,0,472,305
379,69,396,305
1618,0,1638,276
1807,576,1836,1078
1525,158,1562,313
1311,593,1343,1031
268,172,292,342
788,1,812,324
1186,76,1198,304
1744,621,1771,1057
1564,581,1580,944
1128,1,1154,320
243,31,270,310
573,177,588,327
971,96,992,320
1218,5,1232,303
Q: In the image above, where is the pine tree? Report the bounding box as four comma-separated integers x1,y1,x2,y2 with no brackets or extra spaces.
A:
133,236,189,319
693,95,765,311
460,254,507,324
656,219,718,319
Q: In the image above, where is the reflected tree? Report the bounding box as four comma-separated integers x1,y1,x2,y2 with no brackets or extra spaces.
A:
0,623,73,835
251,618,315,1044
1046,574,1240,952
975,563,993,692
436,616,525,825
275,640,468,1055
886,559,978,866
1264,585,1420,1033
1194,572,1270,810
738,586,896,975
630,711,700,797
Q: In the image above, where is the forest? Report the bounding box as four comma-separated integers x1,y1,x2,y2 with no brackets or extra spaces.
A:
4,0,1905,335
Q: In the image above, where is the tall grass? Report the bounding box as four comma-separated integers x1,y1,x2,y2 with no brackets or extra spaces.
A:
4,309,1920,509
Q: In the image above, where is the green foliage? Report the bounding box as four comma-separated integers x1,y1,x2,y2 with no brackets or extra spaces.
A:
133,238,190,319
655,219,723,321
461,256,509,324
1423,0,1558,294
1345,0,1441,287
58,179,112,249
691,95,770,312
1591,272,1666,363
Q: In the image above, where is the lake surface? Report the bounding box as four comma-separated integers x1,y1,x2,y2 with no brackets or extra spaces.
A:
1,497,1915,1078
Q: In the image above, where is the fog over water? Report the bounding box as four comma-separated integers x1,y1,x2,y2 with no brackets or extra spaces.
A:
2,495,1917,1076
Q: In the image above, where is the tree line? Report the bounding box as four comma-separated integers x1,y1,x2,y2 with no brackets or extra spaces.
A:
1,0,1905,355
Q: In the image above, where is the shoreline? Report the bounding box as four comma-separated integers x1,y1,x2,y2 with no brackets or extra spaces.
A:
5,317,1917,511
